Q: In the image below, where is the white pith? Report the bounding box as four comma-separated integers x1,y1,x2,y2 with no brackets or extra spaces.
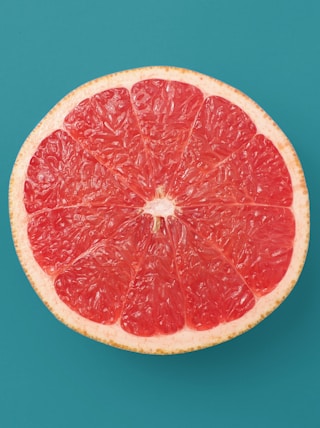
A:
9,66,310,354
143,197,176,218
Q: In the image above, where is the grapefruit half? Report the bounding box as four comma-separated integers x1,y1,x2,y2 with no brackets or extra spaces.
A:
9,66,309,354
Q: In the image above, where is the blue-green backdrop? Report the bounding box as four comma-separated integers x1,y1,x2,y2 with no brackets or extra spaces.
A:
1,0,319,427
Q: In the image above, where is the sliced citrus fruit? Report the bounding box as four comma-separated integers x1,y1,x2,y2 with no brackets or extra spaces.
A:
9,66,309,354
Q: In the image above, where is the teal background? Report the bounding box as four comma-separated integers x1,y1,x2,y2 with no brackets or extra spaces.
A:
1,0,319,427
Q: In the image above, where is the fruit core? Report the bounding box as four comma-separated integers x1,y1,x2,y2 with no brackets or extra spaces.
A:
143,194,176,232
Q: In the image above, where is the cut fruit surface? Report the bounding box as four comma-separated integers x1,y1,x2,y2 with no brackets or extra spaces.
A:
9,66,309,354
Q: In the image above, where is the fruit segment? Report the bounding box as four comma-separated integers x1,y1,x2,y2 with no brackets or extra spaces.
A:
131,79,204,191
121,218,184,336
181,95,257,166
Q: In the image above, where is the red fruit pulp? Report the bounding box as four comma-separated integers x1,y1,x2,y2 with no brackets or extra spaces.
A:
24,79,294,337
